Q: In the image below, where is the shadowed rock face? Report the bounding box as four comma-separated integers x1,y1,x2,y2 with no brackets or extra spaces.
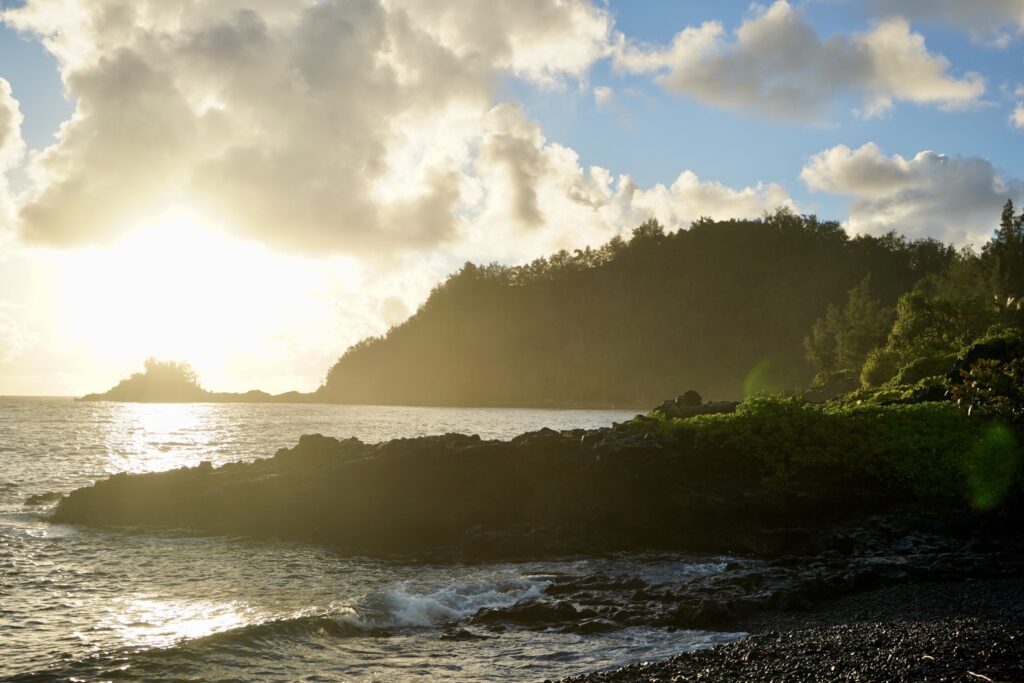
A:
52,427,904,559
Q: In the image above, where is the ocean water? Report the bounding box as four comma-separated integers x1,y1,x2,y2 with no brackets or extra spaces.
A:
0,398,743,681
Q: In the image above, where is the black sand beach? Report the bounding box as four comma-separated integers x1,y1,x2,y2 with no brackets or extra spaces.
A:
559,578,1024,682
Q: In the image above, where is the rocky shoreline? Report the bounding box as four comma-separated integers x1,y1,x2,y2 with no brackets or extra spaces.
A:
50,424,930,559
557,578,1024,682
424,512,1024,640
47,403,1024,679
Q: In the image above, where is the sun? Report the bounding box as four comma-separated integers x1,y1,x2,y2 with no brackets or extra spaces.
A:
49,206,341,391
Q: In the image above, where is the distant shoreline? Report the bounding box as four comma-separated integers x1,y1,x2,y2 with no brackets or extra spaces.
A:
72,393,645,411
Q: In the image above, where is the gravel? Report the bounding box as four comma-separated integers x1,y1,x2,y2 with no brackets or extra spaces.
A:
556,578,1024,682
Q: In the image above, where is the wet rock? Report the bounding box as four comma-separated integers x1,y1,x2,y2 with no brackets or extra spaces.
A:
439,628,491,641
470,599,588,627
25,491,63,506
558,579,1024,683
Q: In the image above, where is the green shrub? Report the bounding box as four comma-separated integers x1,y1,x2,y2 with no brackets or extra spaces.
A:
893,353,957,385
860,347,900,388
633,394,1017,504
951,358,1024,421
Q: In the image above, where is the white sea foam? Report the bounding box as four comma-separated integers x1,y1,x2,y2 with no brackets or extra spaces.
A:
338,576,551,629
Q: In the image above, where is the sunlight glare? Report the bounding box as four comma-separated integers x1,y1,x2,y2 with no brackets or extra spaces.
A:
49,206,347,391
110,596,255,648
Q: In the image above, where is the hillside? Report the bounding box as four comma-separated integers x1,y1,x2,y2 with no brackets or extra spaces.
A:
320,210,953,406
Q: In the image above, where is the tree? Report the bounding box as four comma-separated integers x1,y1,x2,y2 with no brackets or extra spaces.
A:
804,275,893,378
984,199,1024,305
887,255,997,362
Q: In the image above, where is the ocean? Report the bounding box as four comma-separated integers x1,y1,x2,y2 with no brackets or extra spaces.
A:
0,398,742,681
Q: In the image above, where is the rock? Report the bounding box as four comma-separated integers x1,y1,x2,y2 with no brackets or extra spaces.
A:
653,392,739,420
678,390,703,407
439,628,491,641
25,491,62,506
48,406,1024,565
469,599,587,627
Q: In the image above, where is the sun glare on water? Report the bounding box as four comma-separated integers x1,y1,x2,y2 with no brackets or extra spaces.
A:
109,596,256,649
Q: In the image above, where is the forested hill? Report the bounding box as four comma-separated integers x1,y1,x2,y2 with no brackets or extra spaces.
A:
320,210,954,407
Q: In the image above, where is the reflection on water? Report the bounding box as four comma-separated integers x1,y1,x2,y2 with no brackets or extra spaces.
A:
0,398,742,682
105,404,210,474
111,597,256,648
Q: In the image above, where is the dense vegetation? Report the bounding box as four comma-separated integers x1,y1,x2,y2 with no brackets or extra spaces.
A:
633,393,1020,511
807,200,1024,395
322,210,956,406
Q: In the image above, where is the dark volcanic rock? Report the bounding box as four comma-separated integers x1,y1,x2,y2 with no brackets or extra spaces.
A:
52,428,849,558
25,491,63,506
469,599,589,627
51,425,1019,562
652,392,738,420
557,578,1024,683
502,514,1024,635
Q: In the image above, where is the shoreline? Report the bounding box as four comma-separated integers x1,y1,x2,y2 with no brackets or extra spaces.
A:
70,394,648,411
559,577,1024,682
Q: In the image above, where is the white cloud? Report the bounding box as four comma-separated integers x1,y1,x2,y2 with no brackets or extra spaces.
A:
631,171,793,226
1,0,611,254
1012,103,1024,129
614,0,984,121
2,0,788,262
382,0,611,86
462,104,794,262
0,78,24,243
802,142,1024,245
871,0,1024,46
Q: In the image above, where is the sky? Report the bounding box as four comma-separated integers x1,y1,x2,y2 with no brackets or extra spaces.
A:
1,0,1023,396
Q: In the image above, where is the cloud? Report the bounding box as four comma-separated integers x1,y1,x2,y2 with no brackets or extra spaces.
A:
383,0,611,86
630,171,793,226
462,103,794,262
801,142,1024,245
1012,103,1024,129
3,0,790,264
1,0,610,254
0,78,24,241
613,0,984,121
593,86,614,107
871,0,1024,46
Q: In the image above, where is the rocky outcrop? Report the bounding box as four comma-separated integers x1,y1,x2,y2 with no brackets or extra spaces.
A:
652,391,738,420
50,419,995,561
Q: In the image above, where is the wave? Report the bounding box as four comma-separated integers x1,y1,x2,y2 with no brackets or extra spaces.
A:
343,575,550,629
4,575,553,682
